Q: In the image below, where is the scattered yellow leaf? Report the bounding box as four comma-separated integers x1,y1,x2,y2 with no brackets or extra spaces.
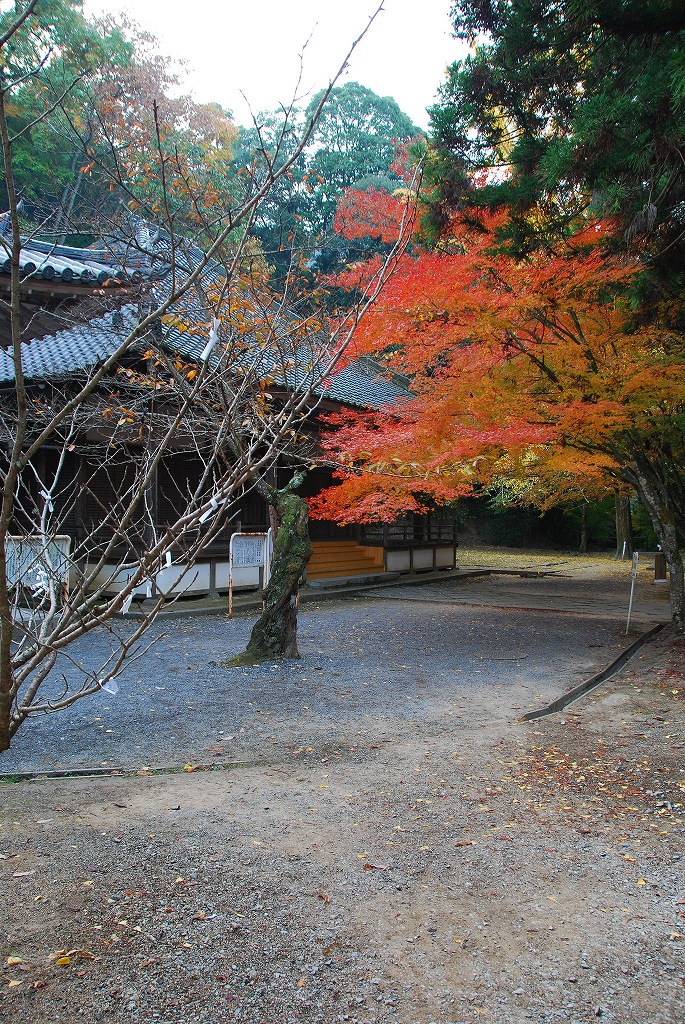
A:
6,957,22,967
8,980,22,988
637,879,646,886
296,978,306,988
54,956,71,966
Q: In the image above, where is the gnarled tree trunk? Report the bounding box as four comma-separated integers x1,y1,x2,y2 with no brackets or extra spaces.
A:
245,474,312,660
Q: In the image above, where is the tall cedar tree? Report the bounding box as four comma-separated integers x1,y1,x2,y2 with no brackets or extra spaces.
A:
428,1,685,288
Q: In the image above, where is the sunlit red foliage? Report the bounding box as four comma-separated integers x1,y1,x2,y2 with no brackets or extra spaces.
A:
311,207,685,525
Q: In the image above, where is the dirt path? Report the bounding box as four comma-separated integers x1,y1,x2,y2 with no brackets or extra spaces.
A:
0,566,683,1024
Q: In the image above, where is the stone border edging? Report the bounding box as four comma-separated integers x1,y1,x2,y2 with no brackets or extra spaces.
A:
518,622,668,722
0,760,252,785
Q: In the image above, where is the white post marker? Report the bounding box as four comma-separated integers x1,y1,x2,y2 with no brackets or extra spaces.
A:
626,551,639,634
263,527,273,591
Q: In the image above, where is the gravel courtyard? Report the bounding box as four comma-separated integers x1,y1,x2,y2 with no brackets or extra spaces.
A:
0,595,640,775
1,563,683,1023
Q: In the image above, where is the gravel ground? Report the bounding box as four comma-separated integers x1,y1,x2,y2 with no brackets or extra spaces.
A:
1,569,683,1024
2,594,635,774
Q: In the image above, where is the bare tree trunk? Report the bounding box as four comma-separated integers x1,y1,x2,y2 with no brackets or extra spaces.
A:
54,135,90,241
0,81,28,752
614,491,633,559
578,503,588,553
245,476,312,660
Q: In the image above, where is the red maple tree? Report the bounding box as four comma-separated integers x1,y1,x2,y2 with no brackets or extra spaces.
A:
311,207,685,624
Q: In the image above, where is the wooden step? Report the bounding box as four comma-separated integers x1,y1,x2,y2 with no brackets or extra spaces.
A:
308,562,381,577
309,540,360,548
308,567,384,580
308,541,385,579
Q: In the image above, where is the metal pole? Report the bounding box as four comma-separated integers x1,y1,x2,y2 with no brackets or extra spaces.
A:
228,533,234,619
626,551,639,634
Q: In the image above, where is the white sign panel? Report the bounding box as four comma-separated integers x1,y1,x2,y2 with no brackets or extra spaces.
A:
232,535,266,567
228,531,271,618
5,535,71,596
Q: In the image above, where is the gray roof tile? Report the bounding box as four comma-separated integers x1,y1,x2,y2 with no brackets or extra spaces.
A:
0,238,168,285
0,234,409,410
0,305,139,383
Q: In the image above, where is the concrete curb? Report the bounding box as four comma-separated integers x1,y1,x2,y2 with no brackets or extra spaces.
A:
518,622,668,722
123,566,485,618
121,565,575,619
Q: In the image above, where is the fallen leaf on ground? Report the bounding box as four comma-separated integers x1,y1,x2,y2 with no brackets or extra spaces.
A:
363,862,389,871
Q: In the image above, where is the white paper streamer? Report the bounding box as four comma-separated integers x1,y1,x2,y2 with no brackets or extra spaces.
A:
199,317,221,362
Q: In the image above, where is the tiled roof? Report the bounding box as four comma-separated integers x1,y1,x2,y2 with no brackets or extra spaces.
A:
0,305,408,408
0,229,410,410
0,238,169,286
0,304,139,384
323,358,409,408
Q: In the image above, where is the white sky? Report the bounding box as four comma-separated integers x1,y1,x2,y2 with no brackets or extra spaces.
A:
82,0,464,130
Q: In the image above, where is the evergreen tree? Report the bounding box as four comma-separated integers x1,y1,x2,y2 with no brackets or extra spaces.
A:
429,0,685,278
